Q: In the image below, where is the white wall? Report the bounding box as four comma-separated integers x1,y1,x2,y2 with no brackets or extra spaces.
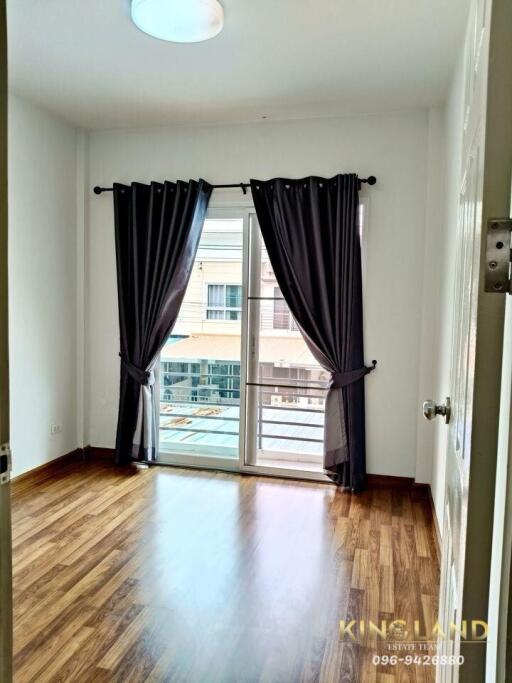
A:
415,107,446,485
86,110,435,478
8,94,79,477
429,54,465,525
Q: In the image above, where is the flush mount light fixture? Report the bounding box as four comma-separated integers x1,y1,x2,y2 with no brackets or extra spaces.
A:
131,0,224,43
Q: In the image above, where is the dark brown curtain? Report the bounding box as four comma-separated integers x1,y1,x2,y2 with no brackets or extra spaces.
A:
250,174,375,491
113,179,212,465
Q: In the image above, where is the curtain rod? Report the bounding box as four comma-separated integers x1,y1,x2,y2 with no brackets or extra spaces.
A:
93,175,377,196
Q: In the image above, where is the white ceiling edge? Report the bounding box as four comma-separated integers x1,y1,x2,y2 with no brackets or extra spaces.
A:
8,84,449,136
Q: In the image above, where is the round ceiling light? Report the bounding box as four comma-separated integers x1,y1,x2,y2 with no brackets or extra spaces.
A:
131,0,224,43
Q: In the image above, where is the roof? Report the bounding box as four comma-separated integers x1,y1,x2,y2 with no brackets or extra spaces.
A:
161,334,318,366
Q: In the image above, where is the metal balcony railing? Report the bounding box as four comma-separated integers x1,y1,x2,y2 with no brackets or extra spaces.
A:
159,360,325,453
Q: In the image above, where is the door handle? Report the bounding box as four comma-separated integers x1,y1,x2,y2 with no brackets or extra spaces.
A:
423,397,451,424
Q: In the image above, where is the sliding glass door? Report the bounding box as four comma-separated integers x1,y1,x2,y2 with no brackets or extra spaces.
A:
158,207,328,479
244,218,326,474
158,209,246,467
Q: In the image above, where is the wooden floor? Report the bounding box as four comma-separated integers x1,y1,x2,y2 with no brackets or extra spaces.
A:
11,460,439,683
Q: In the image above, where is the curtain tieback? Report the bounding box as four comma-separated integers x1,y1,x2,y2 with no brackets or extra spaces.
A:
330,360,377,389
120,355,155,387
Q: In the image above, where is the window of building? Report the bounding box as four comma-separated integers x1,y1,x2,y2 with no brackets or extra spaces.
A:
272,287,298,330
206,284,242,320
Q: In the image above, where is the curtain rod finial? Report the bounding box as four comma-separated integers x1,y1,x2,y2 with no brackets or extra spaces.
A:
93,186,103,195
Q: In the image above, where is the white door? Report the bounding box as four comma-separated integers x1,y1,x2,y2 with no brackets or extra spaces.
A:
434,0,512,681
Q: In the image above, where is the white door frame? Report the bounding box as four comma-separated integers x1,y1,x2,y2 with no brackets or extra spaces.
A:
486,177,512,681
0,1,12,680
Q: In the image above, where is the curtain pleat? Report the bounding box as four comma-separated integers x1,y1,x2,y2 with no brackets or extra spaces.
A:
113,179,212,465
250,174,375,491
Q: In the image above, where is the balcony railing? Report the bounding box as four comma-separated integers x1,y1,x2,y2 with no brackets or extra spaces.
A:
159,362,325,456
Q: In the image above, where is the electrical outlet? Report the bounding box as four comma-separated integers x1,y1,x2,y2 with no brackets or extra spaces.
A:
50,424,62,435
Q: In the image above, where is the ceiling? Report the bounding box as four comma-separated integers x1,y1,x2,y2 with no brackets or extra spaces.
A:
7,0,469,130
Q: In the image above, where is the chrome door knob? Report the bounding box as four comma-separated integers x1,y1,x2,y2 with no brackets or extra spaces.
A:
423,397,451,424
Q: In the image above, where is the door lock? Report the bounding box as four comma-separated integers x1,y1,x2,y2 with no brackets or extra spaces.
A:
423,397,451,424
0,442,12,485
484,218,512,293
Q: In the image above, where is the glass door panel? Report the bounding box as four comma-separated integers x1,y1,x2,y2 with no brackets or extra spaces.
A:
159,214,244,462
245,219,326,472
